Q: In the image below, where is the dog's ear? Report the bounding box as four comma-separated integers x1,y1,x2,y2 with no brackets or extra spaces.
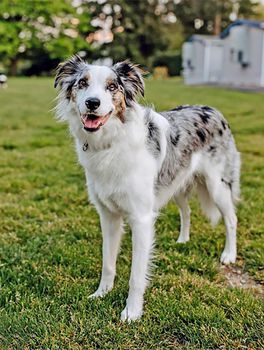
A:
54,55,85,89
113,61,145,106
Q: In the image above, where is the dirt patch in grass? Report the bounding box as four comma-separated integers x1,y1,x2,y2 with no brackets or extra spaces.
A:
220,265,264,297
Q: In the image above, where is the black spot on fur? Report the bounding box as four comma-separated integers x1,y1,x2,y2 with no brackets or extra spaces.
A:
194,122,198,127
199,112,210,124
219,129,223,136
221,120,226,130
202,106,214,113
115,74,124,89
209,145,215,152
148,121,157,137
147,121,160,154
170,133,180,147
66,79,76,99
170,105,189,112
156,141,161,152
196,129,206,143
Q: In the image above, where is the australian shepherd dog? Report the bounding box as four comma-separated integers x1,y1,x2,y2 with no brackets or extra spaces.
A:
54,55,240,321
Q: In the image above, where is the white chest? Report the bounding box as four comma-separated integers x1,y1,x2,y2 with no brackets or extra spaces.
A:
78,143,157,214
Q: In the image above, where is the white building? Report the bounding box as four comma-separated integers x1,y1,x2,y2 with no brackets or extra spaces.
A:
182,20,264,88
182,35,223,85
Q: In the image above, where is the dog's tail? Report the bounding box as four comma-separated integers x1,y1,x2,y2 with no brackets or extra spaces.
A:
196,181,221,226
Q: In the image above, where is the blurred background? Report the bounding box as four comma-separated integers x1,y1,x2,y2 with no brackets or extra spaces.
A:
0,0,263,86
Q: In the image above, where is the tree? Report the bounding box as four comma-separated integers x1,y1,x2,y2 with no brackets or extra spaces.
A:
0,0,92,75
87,0,179,66
174,0,233,36
174,0,261,37
237,0,260,18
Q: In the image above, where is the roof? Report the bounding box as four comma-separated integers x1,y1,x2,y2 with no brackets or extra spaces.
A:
187,34,220,44
220,19,264,39
185,19,264,45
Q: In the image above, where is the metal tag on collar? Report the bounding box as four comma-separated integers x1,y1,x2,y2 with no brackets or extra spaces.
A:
83,142,89,151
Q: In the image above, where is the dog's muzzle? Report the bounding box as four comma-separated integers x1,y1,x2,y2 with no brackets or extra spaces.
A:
81,111,112,132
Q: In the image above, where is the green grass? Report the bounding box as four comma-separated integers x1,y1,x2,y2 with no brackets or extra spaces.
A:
0,77,263,349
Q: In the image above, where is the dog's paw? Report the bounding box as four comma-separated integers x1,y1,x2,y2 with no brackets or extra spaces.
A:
220,251,236,265
120,306,143,322
88,285,112,299
176,235,189,243
88,290,104,299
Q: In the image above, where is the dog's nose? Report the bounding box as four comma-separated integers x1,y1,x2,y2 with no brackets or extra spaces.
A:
85,97,100,111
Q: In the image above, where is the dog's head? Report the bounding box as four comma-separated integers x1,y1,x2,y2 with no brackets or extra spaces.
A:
54,55,145,132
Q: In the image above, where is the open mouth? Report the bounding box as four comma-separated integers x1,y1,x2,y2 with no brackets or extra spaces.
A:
81,111,112,132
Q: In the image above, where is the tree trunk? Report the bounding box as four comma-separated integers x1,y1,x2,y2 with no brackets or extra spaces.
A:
214,13,222,36
9,58,18,76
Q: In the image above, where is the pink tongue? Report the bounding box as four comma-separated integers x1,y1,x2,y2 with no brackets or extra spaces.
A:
84,118,102,129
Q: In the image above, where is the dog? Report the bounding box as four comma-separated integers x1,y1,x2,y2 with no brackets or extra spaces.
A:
54,55,240,321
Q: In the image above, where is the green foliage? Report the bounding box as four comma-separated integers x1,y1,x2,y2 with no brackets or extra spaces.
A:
237,0,260,18
0,0,92,75
0,78,263,348
175,0,233,35
174,0,260,36
89,0,176,66
153,52,182,76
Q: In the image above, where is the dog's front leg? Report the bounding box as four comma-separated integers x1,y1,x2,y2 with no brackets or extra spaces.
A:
121,214,154,321
89,207,123,298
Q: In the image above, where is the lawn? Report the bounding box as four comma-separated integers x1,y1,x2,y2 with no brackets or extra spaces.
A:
0,77,263,349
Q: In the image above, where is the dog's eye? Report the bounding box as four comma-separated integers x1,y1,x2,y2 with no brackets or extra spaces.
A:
78,79,88,89
108,83,117,91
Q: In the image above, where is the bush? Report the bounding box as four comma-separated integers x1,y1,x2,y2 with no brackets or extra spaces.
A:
152,51,182,76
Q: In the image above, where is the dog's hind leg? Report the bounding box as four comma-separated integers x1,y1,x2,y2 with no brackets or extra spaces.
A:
205,174,237,264
174,192,191,243
89,207,123,298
